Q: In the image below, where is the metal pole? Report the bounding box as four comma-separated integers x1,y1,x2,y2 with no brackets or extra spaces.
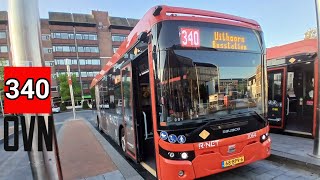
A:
8,0,63,179
66,59,76,119
0,91,4,117
312,0,320,158
71,16,84,99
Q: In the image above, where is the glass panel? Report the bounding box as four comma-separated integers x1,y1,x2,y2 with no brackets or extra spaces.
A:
0,31,7,39
76,34,82,40
0,46,8,53
156,50,262,126
122,65,135,155
79,59,86,65
267,71,283,124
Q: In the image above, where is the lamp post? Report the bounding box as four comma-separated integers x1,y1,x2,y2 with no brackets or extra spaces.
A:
0,90,3,117
8,0,62,179
66,59,76,120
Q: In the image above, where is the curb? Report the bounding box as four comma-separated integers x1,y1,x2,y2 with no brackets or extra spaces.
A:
268,150,320,172
83,119,143,180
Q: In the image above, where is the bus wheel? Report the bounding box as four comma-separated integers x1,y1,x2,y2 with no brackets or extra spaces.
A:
120,128,126,152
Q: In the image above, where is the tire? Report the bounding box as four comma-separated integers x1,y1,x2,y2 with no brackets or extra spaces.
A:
120,128,126,153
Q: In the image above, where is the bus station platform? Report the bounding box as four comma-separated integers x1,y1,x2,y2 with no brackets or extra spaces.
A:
269,133,320,170
58,119,143,180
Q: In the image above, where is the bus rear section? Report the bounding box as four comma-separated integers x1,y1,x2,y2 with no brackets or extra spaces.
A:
151,19,270,179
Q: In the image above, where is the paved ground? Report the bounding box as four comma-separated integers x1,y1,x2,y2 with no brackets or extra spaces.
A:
1,110,320,180
58,120,118,180
201,159,320,180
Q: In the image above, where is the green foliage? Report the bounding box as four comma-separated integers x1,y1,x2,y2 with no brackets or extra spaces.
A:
0,58,6,91
90,87,95,99
82,101,89,109
60,103,67,111
57,74,81,101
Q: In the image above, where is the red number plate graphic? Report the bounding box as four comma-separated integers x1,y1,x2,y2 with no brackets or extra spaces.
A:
180,28,200,48
4,67,51,114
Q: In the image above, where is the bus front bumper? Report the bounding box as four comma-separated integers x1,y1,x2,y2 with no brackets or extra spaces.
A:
158,138,271,179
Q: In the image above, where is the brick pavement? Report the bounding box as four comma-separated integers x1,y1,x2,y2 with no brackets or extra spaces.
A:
201,159,320,180
58,120,119,180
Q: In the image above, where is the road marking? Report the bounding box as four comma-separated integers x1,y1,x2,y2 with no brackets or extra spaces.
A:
140,162,156,177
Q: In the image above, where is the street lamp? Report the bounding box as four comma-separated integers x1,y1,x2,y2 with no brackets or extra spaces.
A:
65,58,76,120
0,90,4,117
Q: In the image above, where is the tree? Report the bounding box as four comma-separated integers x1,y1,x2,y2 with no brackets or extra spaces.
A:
304,28,317,39
90,87,95,99
0,58,6,91
57,74,82,101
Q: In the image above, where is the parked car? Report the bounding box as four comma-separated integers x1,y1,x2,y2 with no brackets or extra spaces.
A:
52,106,61,113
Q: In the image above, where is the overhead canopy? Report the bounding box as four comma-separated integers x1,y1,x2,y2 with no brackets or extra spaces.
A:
267,39,317,60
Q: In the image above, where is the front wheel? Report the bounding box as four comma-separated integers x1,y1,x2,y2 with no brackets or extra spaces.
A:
120,128,126,153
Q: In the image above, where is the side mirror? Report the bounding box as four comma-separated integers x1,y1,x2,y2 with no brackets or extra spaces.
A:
138,32,149,43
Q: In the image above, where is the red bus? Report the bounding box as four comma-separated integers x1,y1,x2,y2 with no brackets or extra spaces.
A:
267,39,318,137
91,5,271,179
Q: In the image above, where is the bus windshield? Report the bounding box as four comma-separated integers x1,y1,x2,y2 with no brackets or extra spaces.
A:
156,20,264,126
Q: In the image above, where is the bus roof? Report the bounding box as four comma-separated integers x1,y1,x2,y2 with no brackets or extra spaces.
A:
90,5,262,88
267,39,317,60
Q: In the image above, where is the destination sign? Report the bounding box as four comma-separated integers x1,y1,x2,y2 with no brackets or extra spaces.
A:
176,24,261,52
212,32,247,50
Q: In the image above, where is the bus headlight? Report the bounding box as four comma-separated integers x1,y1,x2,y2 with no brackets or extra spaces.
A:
260,133,269,143
160,146,195,161
168,152,175,158
181,152,188,159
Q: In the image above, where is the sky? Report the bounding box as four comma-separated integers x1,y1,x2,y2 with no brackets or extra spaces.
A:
0,0,317,47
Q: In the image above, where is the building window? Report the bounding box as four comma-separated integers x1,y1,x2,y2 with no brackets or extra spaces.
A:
89,34,97,40
79,59,86,65
51,32,74,40
82,84,89,89
51,86,58,92
76,33,97,40
53,45,76,52
54,59,65,65
51,74,57,79
0,32,6,39
113,47,118,53
45,61,54,67
78,46,99,53
54,59,78,66
0,45,8,53
112,34,127,42
41,34,50,41
92,59,100,65
81,72,87,77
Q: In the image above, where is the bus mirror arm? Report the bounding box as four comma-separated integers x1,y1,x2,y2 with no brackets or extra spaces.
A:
142,111,148,140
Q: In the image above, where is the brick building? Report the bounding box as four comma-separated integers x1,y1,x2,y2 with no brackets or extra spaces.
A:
0,10,138,101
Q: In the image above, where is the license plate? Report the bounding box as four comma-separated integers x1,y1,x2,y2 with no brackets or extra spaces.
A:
222,156,245,168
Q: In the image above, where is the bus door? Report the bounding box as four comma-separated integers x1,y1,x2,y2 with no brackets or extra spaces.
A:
267,68,286,129
121,63,137,160
131,52,156,172
285,62,314,134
